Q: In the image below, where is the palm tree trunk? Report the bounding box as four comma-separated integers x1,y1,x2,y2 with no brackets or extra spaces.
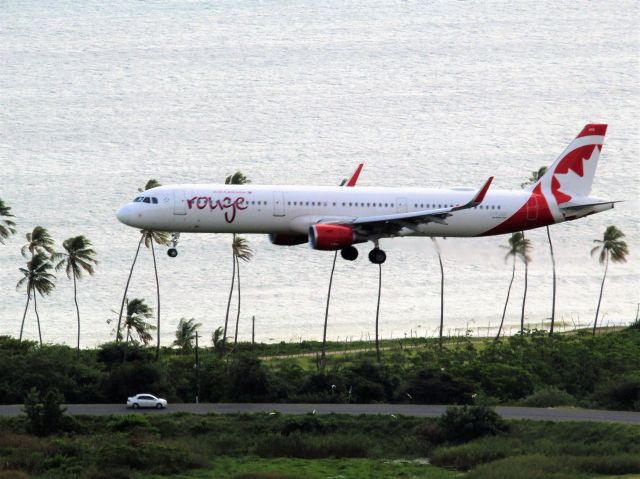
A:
151,239,161,361
547,226,557,335
436,247,444,350
33,289,42,346
224,241,236,345
375,264,382,363
116,236,143,342
233,257,241,350
496,257,516,340
521,254,528,333
593,253,609,336
19,289,31,342
320,251,338,369
73,274,81,355
123,328,130,362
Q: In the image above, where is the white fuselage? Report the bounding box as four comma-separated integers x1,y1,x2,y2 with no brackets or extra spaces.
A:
116,184,611,239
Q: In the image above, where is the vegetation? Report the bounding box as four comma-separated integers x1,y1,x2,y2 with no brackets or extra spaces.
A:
52,235,98,353
16,253,56,346
0,407,638,478
0,327,638,410
497,232,531,338
0,198,16,244
115,178,171,363
224,171,252,351
591,225,629,335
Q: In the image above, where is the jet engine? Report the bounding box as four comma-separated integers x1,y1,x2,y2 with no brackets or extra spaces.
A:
268,233,309,246
309,224,355,250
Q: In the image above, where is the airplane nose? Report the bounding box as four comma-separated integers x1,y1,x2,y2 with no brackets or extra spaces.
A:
116,205,133,225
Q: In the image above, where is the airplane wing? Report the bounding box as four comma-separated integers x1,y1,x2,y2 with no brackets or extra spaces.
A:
323,177,493,236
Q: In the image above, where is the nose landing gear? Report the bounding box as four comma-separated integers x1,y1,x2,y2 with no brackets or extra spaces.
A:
167,233,180,258
340,246,359,261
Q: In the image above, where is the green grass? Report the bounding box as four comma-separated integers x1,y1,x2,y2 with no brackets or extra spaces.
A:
142,457,458,479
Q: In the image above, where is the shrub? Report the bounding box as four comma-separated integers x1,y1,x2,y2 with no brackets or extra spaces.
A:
476,364,534,401
414,419,441,440
23,388,67,436
430,440,509,470
400,368,474,404
255,432,372,459
592,374,640,411
520,387,576,408
438,406,508,443
225,355,270,402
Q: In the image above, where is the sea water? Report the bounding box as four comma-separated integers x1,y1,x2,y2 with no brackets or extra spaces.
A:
1,0,638,347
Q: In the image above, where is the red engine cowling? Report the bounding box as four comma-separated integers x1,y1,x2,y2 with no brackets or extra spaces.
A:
268,233,309,246
309,224,354,250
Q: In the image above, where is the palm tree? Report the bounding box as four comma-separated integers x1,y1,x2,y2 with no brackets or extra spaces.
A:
115,179,170,363
17,253,56,346
375,263,382,362
225,171,251,186
122,298,155,361
431,238,444,350
522,166,558,335
52,236,98,353
232,235,253,350
21,226,55,258
173,317,202,353
591,226,629,335
223,171,251,348
0,199,16,244
496,232,531,338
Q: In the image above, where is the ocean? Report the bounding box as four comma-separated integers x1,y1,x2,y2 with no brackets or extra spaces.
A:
1,0,638,347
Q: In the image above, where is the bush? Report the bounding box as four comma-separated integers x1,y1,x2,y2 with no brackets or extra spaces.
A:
430,439,509,470
476,364,534,401
520,387,576,408
255,432,372,458
225,355,270,402
400,368,474,404
23,388,67,436
592,374,640,411
438,406,508,443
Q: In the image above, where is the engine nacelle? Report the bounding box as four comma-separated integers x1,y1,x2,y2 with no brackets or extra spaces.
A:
309,224,355,250
268,233,309,246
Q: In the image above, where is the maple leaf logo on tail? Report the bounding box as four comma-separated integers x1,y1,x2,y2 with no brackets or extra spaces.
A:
535,124,608,205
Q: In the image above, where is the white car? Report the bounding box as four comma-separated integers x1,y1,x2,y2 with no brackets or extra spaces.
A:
126,394,168,409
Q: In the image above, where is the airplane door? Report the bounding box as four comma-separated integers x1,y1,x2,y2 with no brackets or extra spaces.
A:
527,195,538,221
396,197,408,214
273,191,285,217
173,189,187,215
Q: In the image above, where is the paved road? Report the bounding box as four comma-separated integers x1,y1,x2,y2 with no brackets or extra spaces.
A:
0,403,638,424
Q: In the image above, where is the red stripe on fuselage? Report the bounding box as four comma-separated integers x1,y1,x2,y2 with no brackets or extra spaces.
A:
480,184,555,236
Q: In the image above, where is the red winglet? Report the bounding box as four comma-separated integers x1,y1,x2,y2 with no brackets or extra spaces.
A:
346,163,364,187
471,176,493,205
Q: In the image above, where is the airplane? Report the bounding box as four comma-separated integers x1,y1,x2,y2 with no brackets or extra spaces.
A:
116,124,617,264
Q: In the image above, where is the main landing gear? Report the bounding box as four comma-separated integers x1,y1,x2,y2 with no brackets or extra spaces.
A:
340,246,359,261
167,232,180,258
368,248,386,264
340,244,387,264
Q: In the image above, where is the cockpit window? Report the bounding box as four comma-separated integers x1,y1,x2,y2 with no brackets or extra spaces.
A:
133,197,143,202
143,197,151,204
151,197,158,204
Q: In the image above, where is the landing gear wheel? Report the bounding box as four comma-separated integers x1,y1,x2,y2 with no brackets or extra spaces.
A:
167,232,181,258
368,248,386,264
340,246,359,261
